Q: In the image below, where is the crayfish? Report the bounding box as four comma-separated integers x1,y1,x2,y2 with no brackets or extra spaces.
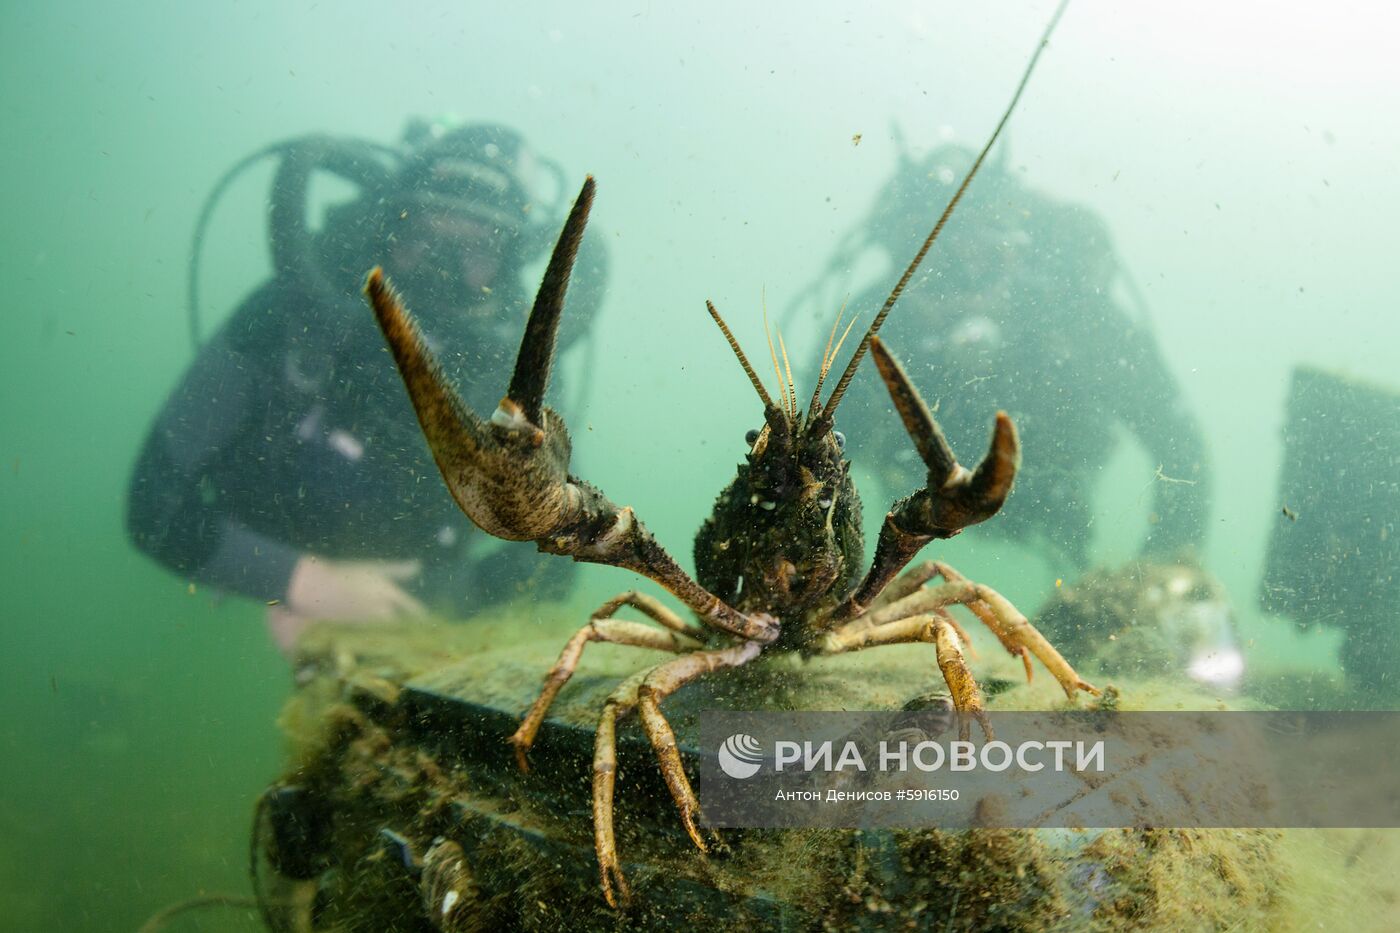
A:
363,3,1096,907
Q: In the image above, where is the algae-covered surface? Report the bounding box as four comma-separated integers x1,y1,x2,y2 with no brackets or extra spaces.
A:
256,614,1399,932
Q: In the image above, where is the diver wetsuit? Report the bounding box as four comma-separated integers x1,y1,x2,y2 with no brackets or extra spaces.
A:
817,146,1210,569
846,270,1210,569
126,271,567,613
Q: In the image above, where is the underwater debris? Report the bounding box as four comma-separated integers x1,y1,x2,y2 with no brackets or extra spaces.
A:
422,838,477,931
1036,559,1244,693
135,894,261,933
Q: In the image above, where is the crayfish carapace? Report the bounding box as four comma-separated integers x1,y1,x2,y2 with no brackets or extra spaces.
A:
363,3,1096,907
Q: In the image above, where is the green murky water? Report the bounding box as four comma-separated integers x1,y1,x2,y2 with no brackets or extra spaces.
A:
3,1,1397,929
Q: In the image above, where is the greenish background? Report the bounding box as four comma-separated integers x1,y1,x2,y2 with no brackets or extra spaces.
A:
2,1,1395,929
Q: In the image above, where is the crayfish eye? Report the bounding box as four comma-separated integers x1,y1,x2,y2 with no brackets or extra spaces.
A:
834,431,846,450
745,428,760,446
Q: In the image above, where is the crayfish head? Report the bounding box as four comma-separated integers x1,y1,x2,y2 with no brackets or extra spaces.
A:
695,405,865,630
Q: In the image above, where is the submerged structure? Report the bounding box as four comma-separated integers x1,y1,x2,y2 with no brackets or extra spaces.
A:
1259,365,1400,696
253,619,1290,932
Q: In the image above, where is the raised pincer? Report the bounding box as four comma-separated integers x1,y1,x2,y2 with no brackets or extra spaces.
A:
363,178,598,542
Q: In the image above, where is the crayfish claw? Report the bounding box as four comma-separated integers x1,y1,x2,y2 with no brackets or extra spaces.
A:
870,336,1021,538
870,335,958,486
506,176,596,425
489,397,544,446
369,174,774,645
960,409,1021,524
364,181,600,544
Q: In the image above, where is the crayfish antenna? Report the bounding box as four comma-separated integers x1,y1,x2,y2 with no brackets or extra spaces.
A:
706,299,777,411
819,0,1069,422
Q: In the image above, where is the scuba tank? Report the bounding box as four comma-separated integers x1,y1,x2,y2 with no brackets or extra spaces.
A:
186,133,399,350
185,120,582,353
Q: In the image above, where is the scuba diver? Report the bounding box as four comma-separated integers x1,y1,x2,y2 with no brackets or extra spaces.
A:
126,120,606,652
790,143,1210,571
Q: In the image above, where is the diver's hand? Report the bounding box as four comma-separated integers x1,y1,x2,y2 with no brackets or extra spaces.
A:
267,556,427,656
286,555,426,621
